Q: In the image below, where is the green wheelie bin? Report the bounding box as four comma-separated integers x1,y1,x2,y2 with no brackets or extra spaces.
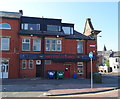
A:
56,71,64,79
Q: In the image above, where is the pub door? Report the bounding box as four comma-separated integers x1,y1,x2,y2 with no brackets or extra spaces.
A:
64,65,71,78
36,60,42,77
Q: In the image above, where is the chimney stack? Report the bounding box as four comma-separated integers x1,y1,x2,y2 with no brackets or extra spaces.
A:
19,10,23,15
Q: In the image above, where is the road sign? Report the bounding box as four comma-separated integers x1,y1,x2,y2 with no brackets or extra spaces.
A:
89,52,93,58
89,52,93,89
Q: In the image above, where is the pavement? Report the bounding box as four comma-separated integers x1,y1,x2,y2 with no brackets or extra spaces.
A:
0,73,119,97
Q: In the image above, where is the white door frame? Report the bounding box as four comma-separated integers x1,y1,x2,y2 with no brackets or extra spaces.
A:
0,59,9,79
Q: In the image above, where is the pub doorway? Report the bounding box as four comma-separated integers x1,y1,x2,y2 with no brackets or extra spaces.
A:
36,60,42,77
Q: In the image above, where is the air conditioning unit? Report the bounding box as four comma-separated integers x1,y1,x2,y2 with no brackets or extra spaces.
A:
36,60,41,65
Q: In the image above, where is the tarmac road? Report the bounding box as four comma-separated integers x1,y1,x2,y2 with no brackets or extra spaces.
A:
0,73,119,97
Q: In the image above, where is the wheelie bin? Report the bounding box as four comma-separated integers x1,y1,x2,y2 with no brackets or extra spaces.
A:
48,70,56,79
56,71,64,79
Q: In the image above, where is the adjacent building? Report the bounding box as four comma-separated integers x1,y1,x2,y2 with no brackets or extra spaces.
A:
109,51,120,73
0,10,101,79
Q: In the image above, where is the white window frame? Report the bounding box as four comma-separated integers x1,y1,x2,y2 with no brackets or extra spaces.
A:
77,62,84,74
33,38,41,51
22,38,30,51
62,26,73,35
46,40,51,51
1,38,10,51
29,60,34,69
45,39,62,52
56,40,62,51
22,60,27,69
24,24,28,30
51,40,56,51
77,41,83,53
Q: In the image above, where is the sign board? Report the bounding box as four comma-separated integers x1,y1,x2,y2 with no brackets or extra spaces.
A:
90,45,96,47
89,52,93,58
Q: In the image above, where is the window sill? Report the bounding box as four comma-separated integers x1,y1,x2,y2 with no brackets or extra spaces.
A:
78,73,84,74
22,68,26,70
77,52,83,54
0,28,11,30
0,50,10,51
46,51,62,52
22,50,30,52
28,68,34,69
33,50,41,52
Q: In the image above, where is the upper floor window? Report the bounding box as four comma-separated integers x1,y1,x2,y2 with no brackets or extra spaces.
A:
62,27,73,35
0,23,11,29
33,38,41,51
0,37,10,51
21,23,40,30
22,38,30,51
47,25,61,31
77,41,83,53
46,39,62,52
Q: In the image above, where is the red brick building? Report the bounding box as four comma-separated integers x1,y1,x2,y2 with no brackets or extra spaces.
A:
0,11,101,79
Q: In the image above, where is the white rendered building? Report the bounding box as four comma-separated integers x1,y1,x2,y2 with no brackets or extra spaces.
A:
109,57,120,73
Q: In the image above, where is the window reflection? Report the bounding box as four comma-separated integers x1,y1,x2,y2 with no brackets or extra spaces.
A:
21,23,40,30
47,25,61,31
0,23,11,29
62,27,73,35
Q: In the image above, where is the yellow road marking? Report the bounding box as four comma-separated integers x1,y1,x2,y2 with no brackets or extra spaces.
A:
49,89,119,97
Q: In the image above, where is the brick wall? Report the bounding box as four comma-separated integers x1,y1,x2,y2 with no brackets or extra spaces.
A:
1,18,20,78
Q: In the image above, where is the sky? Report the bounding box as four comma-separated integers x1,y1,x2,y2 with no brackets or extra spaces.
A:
1,0,118,51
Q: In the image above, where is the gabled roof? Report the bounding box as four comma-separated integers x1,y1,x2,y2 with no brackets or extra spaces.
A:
83,18,101,36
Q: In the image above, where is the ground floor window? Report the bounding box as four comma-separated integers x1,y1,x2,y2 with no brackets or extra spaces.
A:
22,60,27,69
29,60,34,69
77,62,84,74
45,60,51,65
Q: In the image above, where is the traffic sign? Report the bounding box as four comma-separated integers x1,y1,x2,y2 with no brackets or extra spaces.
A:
89,52,93,89
89,52,93,58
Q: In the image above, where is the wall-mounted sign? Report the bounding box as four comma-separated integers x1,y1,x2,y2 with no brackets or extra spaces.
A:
90,45,96,47
36,60,41,65
20,53,96,62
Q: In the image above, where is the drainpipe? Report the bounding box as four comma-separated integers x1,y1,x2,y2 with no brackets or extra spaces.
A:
41,31,45,78
85,40,88,78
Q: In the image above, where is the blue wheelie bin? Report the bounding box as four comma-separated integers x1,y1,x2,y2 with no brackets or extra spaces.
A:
73,74,77,79
48,70,56,79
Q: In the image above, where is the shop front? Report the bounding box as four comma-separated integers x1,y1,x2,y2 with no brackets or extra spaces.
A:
20,53,96,78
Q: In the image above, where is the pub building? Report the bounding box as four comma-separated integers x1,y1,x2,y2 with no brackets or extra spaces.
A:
0,10,101,79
